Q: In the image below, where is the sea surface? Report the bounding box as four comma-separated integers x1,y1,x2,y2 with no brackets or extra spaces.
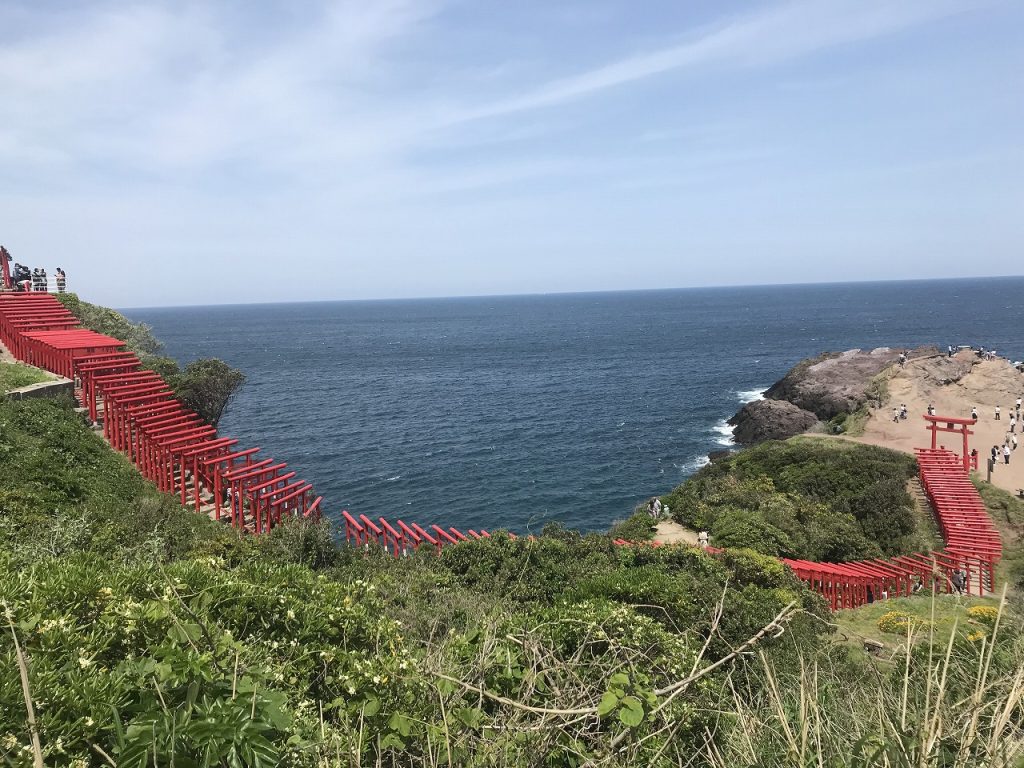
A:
125,277,1024,534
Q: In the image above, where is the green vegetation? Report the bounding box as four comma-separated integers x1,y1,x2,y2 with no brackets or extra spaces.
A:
54,293,163,355
706,594,1023,767
55,293,245,425
663,437,930,561
0,397,836,766
0,361,52,393
972,478,1024,607
1,356,1021,764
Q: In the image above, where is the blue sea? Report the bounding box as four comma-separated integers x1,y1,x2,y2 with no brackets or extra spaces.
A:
125,278,1024,534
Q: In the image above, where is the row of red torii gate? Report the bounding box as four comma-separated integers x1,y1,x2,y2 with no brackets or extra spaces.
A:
0,290,1002,611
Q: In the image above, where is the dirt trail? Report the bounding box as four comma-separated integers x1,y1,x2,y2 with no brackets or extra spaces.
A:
652,520,699,546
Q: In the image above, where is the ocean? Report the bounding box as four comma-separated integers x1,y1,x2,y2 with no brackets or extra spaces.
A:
125,277,1024,534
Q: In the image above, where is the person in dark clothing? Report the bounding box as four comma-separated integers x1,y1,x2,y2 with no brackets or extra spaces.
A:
55,267,66,293
950,568,966,595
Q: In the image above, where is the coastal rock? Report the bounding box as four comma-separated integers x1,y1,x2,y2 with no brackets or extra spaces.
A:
728,399,820,444
763,346,937,420
913,353,976,390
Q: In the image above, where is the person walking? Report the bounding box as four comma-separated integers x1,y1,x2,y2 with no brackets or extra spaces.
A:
1013,434,1018,451
950,568,966,596
697,530,709,549
900,403,908,420
1011,414,1017,433
971,406,978,421
1016,396,1021,414
892,407,900,423
1004,444,1011,465
898,351,907,368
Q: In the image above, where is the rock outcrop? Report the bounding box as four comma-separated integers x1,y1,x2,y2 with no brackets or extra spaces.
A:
731,346,940,444
728,399,820,444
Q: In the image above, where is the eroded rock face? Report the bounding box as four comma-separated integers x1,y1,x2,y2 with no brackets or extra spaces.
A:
764,346,938,421
728,399,820,444
729,345,940,444
913,354,976,390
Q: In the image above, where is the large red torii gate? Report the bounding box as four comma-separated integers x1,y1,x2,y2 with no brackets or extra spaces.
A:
923,413,976,472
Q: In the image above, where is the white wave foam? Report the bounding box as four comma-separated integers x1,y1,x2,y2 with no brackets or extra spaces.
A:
712,420,735,446
737,387,767,403
682,455,711,473
385,475,402,482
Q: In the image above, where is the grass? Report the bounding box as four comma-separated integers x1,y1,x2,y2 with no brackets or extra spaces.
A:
0,361,53,393
971,477,1024,610
707,593,1024,768
834,593,1001,657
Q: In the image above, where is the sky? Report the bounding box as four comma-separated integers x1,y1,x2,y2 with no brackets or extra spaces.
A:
1,0,1021,308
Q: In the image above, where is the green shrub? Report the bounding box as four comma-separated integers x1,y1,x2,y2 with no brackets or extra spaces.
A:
664,438,926,561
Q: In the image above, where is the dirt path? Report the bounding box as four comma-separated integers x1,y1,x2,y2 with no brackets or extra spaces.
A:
652,520,700,546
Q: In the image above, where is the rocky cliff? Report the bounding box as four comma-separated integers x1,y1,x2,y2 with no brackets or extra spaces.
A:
729,346,939,444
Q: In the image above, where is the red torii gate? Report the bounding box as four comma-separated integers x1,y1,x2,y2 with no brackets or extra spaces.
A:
923,413,976,472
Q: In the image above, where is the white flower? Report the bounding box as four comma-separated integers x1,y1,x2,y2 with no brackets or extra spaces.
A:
347,686,356,695
84,717,94,727
78,655,92,669
286,609,295,620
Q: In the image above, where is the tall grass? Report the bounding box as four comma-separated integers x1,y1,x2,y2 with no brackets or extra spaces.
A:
703,591,1024,768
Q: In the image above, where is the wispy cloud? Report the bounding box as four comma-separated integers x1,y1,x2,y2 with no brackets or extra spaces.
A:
0,0,978,185
454,0,976,123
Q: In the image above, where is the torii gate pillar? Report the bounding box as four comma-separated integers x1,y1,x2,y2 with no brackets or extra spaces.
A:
923,414,976,472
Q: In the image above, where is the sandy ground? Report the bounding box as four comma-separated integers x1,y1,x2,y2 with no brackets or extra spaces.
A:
850,352,1024,497
652,520,699,545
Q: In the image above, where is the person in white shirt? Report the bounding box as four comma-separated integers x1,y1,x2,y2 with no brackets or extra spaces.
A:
1003,444,1012,465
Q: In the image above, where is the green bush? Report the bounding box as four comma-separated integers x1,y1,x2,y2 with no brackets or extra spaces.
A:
664,438,928,561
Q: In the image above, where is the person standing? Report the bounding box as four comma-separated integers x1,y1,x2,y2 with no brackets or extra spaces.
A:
40,268,48,292
995,405,1001,421
1011,414,1017,434
1004,444,1011,465
948,345,954,358
1017,396,1022,415
1013,435,1019,451
971,407,978,421
992,445,999,466
892,407,900,423
55,267,66,293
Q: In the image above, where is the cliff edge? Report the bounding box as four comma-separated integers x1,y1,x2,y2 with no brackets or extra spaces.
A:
730,346,939,444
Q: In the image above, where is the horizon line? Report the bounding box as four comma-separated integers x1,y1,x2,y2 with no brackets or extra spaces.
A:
119,273,1024,312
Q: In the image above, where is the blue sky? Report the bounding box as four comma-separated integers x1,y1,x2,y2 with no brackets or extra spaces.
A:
1,0,1021,307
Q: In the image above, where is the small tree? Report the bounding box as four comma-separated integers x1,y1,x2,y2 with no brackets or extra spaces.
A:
175,358,245,427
